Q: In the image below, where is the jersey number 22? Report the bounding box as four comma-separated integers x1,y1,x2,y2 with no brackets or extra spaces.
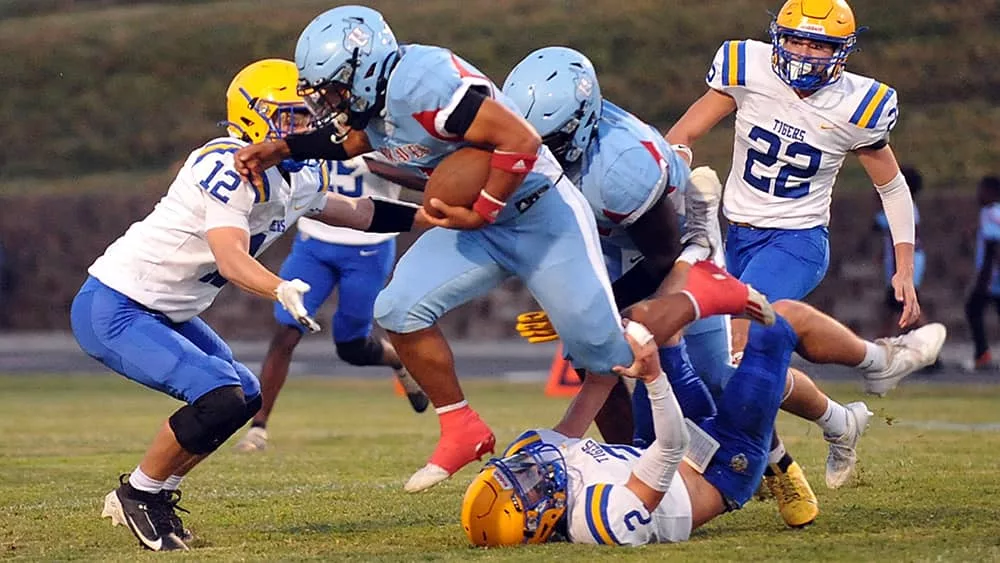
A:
743,125,820,199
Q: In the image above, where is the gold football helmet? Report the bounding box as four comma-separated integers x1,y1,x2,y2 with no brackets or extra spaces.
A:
461,444,568,547
225,58,310,142
769,0,859,90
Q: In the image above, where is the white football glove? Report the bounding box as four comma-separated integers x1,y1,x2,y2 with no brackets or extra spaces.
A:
275,279,321,333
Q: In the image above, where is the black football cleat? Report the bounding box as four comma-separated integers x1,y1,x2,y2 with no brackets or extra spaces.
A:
101,475,189,551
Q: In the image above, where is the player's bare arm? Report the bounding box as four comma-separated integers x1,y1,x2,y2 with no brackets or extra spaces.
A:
856,144,920,327
205,227,283,300
233,128,372,187
424,97,542,230
206,226,320,333
664,89,736,147
625,192,683,295
312,192,433,232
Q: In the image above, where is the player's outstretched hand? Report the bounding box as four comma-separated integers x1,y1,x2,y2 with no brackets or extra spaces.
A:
275,279,321,333
892,272,921,328
612,320,662,384
515,311,559,343
234,140,290,188
422,198,487,230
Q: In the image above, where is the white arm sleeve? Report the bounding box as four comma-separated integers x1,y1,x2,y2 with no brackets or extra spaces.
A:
631,374,690,492
874,171,915,246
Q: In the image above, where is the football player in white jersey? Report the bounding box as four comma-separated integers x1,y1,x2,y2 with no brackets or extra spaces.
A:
461,285,936,547
234,155,429,453
664,0,944,526
70,59,428,551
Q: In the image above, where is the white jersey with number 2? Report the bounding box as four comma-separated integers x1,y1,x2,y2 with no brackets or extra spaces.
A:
707,39,898,229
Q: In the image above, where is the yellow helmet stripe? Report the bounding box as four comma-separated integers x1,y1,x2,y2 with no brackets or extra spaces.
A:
252,172,271,204
193,142,244,165
722,41,747,87
501,431,541,458
850,82,893,129
585,484,620,545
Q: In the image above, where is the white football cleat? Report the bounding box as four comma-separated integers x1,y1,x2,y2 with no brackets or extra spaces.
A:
404,464,452,493
863,323,947,396
824,401,873,489
234,426,268,452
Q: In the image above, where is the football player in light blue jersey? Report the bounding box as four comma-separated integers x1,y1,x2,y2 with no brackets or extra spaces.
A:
502,46,711,443
234,6,769,494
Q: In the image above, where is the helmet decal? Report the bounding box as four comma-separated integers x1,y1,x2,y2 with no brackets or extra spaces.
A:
343,18,374,56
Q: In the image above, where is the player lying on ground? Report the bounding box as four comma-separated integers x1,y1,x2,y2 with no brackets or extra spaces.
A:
234,153,429,454
70,59,429,552
462,264,785,546
462,272,926,546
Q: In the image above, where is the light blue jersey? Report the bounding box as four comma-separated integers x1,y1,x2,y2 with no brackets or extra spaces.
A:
366,45,561,223
975,203,1000,295
561,100,731,395
570,101,689,252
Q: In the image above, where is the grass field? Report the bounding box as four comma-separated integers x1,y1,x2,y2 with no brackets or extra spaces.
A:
3,374,1000,561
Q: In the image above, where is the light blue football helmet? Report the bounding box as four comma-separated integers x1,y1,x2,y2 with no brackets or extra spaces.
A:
295,5,399,139
502,47,602,164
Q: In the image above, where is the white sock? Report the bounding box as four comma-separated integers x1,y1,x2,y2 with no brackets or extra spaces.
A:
129,466,165,494
768,440,787,465
435,400,469,415
815,398,850,438
163,475,185,491
855,341,888,372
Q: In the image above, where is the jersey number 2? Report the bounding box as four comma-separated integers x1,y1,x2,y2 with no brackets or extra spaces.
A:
743,126,820,199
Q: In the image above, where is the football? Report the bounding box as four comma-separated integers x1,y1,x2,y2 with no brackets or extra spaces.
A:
423,146,492,218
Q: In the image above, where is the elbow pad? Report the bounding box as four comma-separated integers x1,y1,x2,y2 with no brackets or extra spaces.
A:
874,171,915,245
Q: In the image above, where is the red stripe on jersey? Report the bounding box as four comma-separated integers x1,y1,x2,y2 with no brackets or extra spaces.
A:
450,53,486,81
411,109,455,141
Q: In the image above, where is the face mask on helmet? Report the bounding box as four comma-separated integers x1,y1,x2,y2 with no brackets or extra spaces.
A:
771,27,855,90
462,443,568,547
251,98,312,140
542,113,583,163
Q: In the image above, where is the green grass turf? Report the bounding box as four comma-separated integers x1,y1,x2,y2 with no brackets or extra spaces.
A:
3,375,1000,561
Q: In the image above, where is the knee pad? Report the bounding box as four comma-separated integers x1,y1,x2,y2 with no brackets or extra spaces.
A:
169,385,248,455
336,337,385,367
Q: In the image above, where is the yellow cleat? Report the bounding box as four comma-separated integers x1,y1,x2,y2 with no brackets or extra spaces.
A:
764,460,819,528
